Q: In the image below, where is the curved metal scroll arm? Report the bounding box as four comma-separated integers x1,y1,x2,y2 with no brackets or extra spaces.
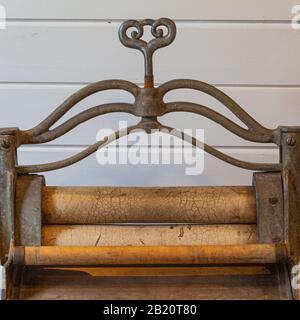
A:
14,18,281,174
164,102,272,143
119,18,176,87
17,125,140,174
19,80,139,144
17,123,281,174
26,103,135,144
159,79,278,144
160,125,281,172
20,78,277,145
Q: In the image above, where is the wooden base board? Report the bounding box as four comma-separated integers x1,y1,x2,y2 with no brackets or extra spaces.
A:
9,264,292,300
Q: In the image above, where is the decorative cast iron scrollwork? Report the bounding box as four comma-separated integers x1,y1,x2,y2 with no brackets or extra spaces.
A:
15,18,283,174
119,18,176,87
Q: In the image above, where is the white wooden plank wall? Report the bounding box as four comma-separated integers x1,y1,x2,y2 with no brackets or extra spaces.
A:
0,1,298,186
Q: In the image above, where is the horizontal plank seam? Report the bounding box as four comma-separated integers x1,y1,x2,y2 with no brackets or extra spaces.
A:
4,19,294,24
0,82,300,88
18,145,279,151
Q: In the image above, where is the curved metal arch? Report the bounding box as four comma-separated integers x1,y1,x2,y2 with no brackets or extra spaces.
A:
17,125,140,174
26,103,136,144
158,79,277,143
20,80,139,142
160,125,281,172
14,18,282,173
164,102,273,143
17,123,281,174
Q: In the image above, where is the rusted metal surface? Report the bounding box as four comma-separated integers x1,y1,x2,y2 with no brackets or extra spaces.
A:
253,172,284,244
15,175,45,246
163,125,281,171
119,18,176,88
21,80,138,140
0,130,18,301
0,131,17,264
164,100,274,143
17,127,281,175
16,121,282,174
10,18,281,173
17,125,140,173
280,126,300,300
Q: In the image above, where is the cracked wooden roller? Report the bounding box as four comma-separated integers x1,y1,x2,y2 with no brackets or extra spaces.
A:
40,186,257,247
41,224,258,247
42,186,257,224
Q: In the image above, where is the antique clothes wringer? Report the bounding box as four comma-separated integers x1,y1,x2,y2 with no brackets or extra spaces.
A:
0,18,299,300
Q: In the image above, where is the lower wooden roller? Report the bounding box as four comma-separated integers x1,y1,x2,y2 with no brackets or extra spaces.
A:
13,244,287,266
42,224,257,246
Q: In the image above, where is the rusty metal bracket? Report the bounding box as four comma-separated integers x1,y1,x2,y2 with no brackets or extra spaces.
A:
280,127,300,261
0,129,18,300
279,127,300,299
0,132,17,264
253,172,284,244
15,175,45,246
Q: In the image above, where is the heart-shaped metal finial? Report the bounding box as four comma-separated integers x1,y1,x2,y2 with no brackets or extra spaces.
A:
119,18,176,87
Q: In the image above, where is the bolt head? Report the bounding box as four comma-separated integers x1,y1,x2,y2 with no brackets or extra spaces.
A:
286,136,296,146
272,237,281,243
1,138,10,149
269,197,278,206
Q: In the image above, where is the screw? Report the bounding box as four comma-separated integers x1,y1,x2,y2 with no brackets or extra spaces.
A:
1,138,10,149
286,136,296,146
272,237,281,243
269,197,278,205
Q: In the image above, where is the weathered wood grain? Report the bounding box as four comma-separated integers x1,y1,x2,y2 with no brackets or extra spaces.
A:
47,266,270,277
14,264,293,300
42,186,256,224
42,224,257,246
19,244,287,266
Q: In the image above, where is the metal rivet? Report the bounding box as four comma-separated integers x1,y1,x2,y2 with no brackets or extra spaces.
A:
286,136,296,146
269,197,278,205
1,138,10,149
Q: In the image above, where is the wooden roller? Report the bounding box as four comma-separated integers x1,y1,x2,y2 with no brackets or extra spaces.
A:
13,244,287,266
42,186,256,224
42,224,257,246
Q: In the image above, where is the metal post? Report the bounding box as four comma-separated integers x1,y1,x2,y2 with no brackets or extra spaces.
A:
280,126,300,300
0,129,17,300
